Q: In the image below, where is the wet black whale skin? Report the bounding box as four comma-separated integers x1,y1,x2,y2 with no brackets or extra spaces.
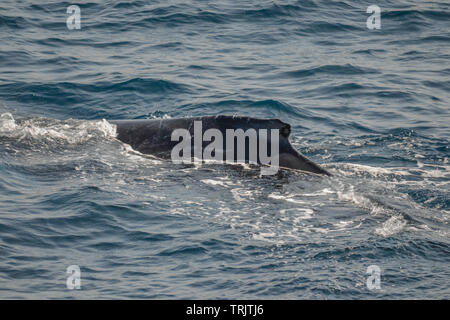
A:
110,115,330,175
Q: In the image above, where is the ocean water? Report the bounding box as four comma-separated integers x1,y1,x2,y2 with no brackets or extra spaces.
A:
0,0,449,299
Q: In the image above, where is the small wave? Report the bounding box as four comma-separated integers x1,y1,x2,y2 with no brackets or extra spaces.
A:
138,10,228,27
0,113,17,131
389,35,450,45
239,3,311,19
0,78,189,96
285,64,378,78
334,163,411,178
102,78,189,94
375,215,408,237
0,14,31,30
0,113,116,145
112,1,147,10
179,99,314,120
383,9,450,22
302,21,360,34
120,2,320,29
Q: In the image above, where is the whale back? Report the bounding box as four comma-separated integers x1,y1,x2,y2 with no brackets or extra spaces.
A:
110,116,330,175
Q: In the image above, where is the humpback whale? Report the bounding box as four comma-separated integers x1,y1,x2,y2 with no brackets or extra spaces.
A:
110,115,330,175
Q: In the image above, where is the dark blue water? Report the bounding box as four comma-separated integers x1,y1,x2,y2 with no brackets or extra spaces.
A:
0,0,449,299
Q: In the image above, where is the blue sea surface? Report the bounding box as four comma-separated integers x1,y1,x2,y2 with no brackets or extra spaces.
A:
0,0,449,299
